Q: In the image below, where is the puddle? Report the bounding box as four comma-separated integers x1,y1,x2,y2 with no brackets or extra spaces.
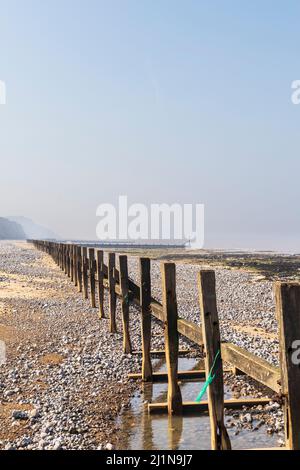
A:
118,358,279,450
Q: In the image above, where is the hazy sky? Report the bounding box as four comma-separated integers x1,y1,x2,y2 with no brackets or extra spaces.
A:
0,1,299,251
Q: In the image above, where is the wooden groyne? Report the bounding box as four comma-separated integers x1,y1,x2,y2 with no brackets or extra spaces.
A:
29,240,300,450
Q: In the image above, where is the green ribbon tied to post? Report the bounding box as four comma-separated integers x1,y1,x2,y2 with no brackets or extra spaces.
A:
196,349,221,403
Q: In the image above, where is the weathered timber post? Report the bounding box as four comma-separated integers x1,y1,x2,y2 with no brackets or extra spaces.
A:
88,248,96,308
65,245,69,275
119,255,132,354
61,244,64,270
108,253,117,333
275,282,300,450
140,258,152,381
66,245,70,276
73,245,78,286
61,244,64,271
198,270,231,450
62,244,66,271
96,250,105,318
59,244,62,269
82,247,88,299
161,262,182,414
77,246,82,293
70,245,74,282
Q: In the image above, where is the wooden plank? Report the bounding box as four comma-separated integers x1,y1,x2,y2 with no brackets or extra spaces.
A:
131,349,192,356
108,253,117,333
221,343,281,393
82,247,88,299
119,255,132,353
140,258,152,381
128,368,233,381
96,250,105,318
148,398,274,414
276,282,300,450
161,262,182,414
129,370,209,382
198,270,231,450
88,248,96,308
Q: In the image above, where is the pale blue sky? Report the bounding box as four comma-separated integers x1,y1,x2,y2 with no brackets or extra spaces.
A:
0,1,299,250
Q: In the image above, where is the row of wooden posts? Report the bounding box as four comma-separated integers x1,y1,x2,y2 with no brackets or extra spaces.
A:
29,240,300,450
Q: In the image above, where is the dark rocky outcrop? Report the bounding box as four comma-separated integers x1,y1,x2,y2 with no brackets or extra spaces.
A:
0,217,26,240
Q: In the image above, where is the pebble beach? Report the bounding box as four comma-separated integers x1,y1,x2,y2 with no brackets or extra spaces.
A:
0,241,286,450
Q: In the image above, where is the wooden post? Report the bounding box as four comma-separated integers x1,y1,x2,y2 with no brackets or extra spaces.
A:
96,250,105,318
68,245,72,277
119,255,132,353
108,253,117,333
161,262,182,414
89,248,96,308
62,243,66,272
140,258,152,381
70,245,74,282
73,245,78,286
198,270,231,450
66,245,70,277
275,282,300,450
65,245,69,275
82,247,88,299
60,244,63,270
77,246,82,293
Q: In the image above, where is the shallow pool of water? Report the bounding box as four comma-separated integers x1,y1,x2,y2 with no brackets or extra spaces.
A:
118,358,279,450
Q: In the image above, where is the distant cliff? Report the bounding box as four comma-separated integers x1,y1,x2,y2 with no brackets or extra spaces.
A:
0,217,26,240
7,217,59,240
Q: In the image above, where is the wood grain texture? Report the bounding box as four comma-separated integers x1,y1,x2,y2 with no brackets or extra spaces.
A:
119,255,132,353
108,253,117,333
161,262,182,414
88,248,96,308
140,258,152,381
276,282,300,450
96,250,105,318
198,270,231,450
76,246,82,293
81,247,88,299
